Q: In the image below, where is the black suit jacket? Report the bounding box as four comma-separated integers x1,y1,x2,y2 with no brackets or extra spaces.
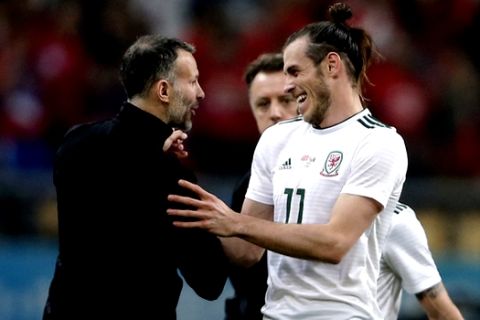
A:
43,103,228,319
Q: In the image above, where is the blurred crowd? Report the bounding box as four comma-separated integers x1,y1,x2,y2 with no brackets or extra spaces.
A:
0,0,480,236
1,0,480,175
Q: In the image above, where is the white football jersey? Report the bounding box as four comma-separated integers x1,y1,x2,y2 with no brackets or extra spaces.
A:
377,203,442,320
246,109,408,319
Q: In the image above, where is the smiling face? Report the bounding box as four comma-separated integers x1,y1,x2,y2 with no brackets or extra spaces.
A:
249,70,298,133
167,49,205,131
283,36,331,126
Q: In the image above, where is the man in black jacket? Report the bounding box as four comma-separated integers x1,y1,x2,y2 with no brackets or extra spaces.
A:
43,35,228,320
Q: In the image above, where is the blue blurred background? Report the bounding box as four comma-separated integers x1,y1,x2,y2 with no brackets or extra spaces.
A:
0,0,479,319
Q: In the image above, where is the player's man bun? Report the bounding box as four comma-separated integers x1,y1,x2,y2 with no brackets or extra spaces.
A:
328,2,353,25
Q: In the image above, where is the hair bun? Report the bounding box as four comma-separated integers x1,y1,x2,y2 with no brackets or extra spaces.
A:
328,2,353,25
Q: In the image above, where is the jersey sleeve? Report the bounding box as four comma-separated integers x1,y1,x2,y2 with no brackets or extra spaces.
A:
341,129,408,208
245,131,275,205
383,206,442,294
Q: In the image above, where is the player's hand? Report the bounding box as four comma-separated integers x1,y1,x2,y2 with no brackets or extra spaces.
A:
167,180,240,237
163,130,188,158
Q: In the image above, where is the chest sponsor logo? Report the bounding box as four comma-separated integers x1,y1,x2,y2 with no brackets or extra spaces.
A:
320,151,343,176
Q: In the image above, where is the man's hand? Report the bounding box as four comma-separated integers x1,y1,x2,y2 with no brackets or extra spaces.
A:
163,130,188,158
167,180,240,237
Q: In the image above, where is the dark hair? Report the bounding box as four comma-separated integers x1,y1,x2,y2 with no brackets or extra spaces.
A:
283,2,376,91
119,35,195,99
244,52,284,88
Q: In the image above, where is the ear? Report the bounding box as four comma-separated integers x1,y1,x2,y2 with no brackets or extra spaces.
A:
325,52,341,75
156,79,170,103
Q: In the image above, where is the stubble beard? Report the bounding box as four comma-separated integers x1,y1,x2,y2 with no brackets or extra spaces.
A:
304,90,331,127
303,69,331,127
168,89,192,132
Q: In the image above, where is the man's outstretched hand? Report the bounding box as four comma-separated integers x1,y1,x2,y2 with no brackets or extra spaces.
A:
167,180,240,237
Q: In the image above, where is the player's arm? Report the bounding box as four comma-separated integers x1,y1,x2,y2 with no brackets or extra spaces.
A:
168,180,381,264
219,198,271,266
237,193,381,263
416,282,464,320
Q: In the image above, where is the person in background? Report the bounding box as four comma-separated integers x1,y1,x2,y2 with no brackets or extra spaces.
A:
167,3,408,319
42,35,228,320
225,52,299,320
379,202,464,320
